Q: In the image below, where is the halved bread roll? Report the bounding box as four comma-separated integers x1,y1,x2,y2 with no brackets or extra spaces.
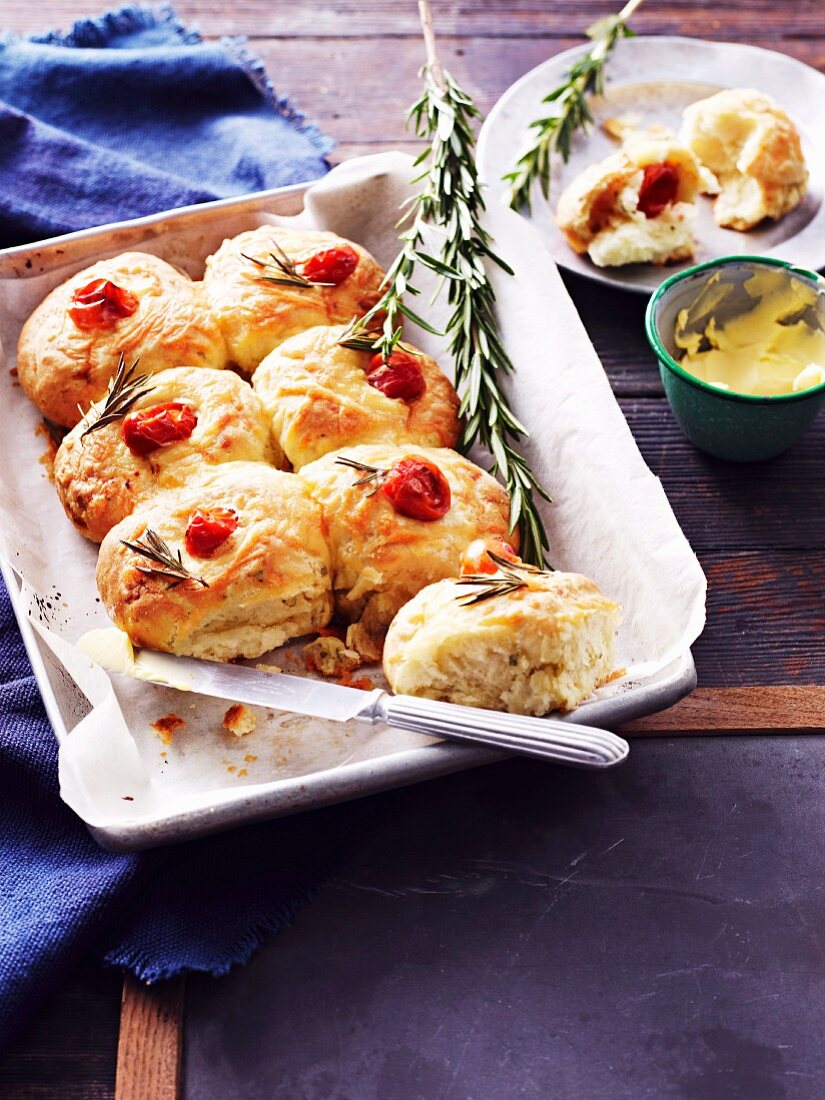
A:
555,137,702,267
679,88,808,230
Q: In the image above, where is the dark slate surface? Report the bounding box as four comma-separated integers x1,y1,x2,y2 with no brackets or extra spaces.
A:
185,738,825,1099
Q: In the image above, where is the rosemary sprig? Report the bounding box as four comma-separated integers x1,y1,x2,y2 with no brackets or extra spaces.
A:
455,550,550,606
336,224,444,362
409,3,551,566
241,240,336,289
503,0,645,212
121,529,208,589
78,353,153,441
78,349,154,440
335,455,386,492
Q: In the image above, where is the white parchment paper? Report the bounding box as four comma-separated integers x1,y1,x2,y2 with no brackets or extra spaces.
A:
0,153,705,833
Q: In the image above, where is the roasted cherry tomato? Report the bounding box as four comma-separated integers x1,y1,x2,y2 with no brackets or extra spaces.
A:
637,163,680,219
122,402,197,457
185,508,239,557
69,278,139,329
366,349,427,402
460,537,520,576
381,457,451,521
295,244,359,285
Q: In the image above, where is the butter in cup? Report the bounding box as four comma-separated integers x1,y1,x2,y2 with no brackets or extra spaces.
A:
674,266,825,397
646,257,825,462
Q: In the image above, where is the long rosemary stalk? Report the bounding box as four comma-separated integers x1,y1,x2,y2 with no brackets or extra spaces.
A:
503,0,646,212
410,0,551,565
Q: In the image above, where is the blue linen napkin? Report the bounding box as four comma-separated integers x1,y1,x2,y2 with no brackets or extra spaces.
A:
0,3,332,246
0,4,369,1054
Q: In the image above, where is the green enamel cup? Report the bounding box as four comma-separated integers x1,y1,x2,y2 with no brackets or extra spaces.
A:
645,256,825,462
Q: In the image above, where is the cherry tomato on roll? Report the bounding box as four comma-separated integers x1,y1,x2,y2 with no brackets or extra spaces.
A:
381,457,451,521
122,402,197,457
69,279,139,329
295,244,359,285
366,349,427,402
460,537,520,576
185,508,239,557
637,163,680,219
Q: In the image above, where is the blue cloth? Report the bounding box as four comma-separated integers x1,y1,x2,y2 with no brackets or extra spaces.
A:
0,3,332,247
0,5,360,1055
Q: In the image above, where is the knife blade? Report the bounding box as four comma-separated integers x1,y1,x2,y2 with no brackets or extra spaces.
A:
118,649,383,724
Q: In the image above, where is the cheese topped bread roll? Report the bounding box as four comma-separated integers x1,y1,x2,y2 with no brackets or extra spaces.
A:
203,225,385,375
96,462,333,661
384,546,620,715
300,444,513,657
17,252,228,428
54,368,277,543
680,88,808,230
555,136,702,267
252,324,461,469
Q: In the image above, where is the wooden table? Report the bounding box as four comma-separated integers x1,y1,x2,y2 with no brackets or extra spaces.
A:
0,1,823,1096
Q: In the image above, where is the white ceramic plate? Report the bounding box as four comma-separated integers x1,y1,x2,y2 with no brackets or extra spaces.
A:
477,37,825,294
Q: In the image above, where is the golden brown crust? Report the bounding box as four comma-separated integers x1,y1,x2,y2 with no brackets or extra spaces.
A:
680,89,808,230
97,463,333,660
54,368,277,543
383,572,621,715
17,253,228,428
202,226,385,375
299,444,514,652
251,324,461,469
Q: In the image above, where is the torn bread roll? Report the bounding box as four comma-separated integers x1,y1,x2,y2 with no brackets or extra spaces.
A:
555,136,702,267
679,88,808,230
384,549,620,716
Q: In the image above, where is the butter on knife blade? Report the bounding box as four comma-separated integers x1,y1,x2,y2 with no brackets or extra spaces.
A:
78,627,193,691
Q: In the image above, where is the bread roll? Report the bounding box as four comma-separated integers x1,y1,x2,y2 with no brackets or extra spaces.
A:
555,136,702,267
300,444,513,654
17,252,228,427
54,368,276,543
384,568,620,715
97,462,332,660
203,225,385,375
680,88,808,230
252,324,460,469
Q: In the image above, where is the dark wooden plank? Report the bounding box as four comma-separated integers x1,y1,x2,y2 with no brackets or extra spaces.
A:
6,1,824,40
115,977,185,1100
0,961,120,1099
692,551,825,686
621,686,825,733
617,399,825,550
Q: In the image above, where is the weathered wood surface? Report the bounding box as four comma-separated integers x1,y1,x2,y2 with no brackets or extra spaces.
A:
4,0,824,39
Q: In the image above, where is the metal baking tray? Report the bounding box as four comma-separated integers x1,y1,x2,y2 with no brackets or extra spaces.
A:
0,183,698,852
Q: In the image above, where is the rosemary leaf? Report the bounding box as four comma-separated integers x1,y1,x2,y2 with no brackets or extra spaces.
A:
503,0,644,212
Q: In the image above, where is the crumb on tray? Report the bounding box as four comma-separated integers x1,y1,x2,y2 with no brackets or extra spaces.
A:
151,712,185,745
222,703,257,737
303,635,362,678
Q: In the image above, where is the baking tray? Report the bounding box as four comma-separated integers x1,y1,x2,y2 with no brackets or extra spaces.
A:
0,180,698,852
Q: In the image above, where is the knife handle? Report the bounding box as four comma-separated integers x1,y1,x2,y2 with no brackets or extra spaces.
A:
370,693,628,770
